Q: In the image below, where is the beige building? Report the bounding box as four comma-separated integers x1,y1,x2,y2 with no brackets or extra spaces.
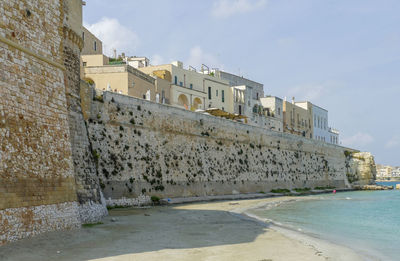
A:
82,27,102,55
82,55,171,104
283,99,313,138
140,61,233,113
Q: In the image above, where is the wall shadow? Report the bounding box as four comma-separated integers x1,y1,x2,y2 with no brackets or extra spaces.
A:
0,206,269,261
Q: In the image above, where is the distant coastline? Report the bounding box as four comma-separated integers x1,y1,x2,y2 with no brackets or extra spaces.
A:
376,178,400,182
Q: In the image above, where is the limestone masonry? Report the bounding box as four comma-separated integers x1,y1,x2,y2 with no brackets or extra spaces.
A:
0,0,376,246
84,90,374,205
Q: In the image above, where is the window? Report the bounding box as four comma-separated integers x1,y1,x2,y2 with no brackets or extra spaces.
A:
314,115,316,127
256,93,259,100
190,83,193,89
278,108,281,116
222,107,224,111
174,76,178,85
216,90,218,97
94,41,97,51
222,90,225,102
239,105,242,115
208,87,211,99
83,62,87,67
82,31,85,41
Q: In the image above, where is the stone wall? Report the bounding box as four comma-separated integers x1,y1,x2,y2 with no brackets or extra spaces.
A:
85,91,363,206
0,0,80,245
62,1,107,223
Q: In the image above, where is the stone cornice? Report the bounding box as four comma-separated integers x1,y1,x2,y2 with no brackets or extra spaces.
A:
63,26,84,50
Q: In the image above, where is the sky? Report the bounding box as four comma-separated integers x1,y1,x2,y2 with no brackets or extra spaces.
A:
83,0,400,166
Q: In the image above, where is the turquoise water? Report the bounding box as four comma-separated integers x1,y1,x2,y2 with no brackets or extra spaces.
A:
249,184,400,260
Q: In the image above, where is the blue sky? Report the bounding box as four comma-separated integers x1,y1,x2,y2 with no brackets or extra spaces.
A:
83,0,400,166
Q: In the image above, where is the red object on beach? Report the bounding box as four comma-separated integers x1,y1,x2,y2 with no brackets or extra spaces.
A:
333,189,337,194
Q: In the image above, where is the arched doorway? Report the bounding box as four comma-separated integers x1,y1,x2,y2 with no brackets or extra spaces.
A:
178,94,189,109
192,97,202,110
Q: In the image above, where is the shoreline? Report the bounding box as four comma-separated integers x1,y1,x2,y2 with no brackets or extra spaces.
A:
235,196,378,261
0,193,373,261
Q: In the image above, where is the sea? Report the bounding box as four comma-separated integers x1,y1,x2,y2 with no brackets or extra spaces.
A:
248,181,400,261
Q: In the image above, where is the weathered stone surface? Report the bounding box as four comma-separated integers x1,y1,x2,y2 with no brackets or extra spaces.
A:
63,43,107,223
85,91,364,206
346,152,377,185
0,0,81,244
0,0,105,245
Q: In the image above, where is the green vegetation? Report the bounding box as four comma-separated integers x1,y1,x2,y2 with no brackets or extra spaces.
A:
344,150,352,157
271,188,290,193
106,205,127,210
82,222,103,228
293,188,311,193
151,196,160,203
85,78,95,85
92,149,100,166
93,95,104,103
314,186,336,190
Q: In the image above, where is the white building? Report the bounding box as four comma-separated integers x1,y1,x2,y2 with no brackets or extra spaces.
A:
260,96,284,132
123,56,150,69
391,167,400,177
329,128,339,145
295,101,339,144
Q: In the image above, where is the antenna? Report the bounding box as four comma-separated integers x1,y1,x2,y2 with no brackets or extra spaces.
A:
201,64,209,74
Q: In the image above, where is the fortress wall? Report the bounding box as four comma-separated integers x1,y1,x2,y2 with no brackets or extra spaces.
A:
86,91,360,206
0,0,80,245
62,1,107,223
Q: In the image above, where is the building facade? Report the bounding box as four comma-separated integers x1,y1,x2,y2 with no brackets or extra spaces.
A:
260,96,284,132
140,61,233,113
329,128,339,145
376,165,400,179
295,101,339,144
81,26,102,55
283,100,313,138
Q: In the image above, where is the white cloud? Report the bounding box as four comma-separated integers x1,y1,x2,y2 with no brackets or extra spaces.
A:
341,132,374,148
84,17,139,57
186,46,220,70
212,0,267,18
385,135,400,149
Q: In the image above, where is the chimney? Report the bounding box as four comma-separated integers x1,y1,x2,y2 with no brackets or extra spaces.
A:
292,97,295,104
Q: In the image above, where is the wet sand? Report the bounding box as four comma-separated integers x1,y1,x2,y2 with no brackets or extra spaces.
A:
0,197,364,261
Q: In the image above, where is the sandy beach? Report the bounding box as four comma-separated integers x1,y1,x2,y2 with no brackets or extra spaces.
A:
0,196,364,261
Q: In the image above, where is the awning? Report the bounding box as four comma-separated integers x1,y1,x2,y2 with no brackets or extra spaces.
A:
205,108,247,120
